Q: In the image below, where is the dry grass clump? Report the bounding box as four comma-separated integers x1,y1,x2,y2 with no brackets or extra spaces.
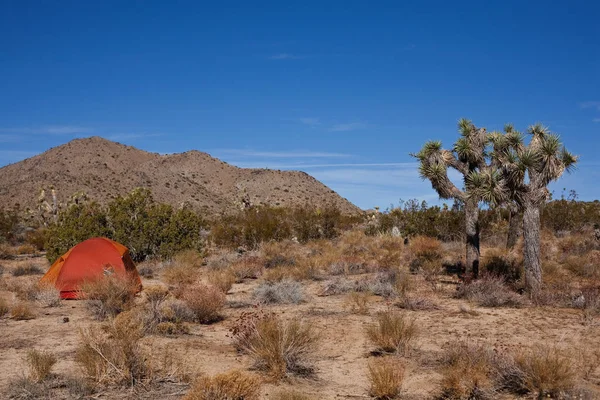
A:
80,275,138,320
173,249,204,268
181,283,225,323
11,302,35,320
76,312,149,385
253,280,305,304
0,296,9,317
184,370,261,400
510,346,576,398
0,243,15,259
12,263,44,276
26,349,57,382
131,286,191,335
367,358,405,399
344,291,370,314
366,311,418,355
163,262,200,286
482,248,522,283
207,269,236,294
455,275,526,308
16,244,36,255
563,252,600,278
232,313,318,379
396,294,439,311
439,342,495,399
230,256,263,282
35,283,61,307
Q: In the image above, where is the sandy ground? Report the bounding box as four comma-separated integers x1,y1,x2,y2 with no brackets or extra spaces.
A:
1,256,599,399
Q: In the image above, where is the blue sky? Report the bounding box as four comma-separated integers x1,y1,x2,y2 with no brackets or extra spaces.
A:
1,1,599,209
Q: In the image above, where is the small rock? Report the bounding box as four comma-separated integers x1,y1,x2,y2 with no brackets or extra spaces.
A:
62,317,69,323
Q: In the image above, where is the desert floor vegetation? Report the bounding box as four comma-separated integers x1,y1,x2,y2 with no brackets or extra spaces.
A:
0,226,599,399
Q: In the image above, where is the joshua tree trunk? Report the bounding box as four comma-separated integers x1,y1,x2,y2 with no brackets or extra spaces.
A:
465,198,480,279
523,202,542,294
507,208,521,249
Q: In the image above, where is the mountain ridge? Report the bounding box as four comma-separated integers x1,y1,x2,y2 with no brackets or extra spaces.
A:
0,136,360,215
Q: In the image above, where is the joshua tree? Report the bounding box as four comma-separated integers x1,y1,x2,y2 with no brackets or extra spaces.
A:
414,119,490,279
488,124,577,293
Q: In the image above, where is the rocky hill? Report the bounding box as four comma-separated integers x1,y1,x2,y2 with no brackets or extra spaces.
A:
0,137,360,216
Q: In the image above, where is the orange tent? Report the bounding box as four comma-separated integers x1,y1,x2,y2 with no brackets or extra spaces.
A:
40,237,142,299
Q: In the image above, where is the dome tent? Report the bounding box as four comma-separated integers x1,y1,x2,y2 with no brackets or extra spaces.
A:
40,237,142,299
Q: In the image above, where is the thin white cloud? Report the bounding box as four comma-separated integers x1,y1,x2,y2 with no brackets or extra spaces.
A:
593,118,600,123
213,149,351,158
0,126,92,135
268,53,304,60
106,133,162,141
580,101,600,111
298,117,321,127
231,161,417,169
329,122,367,132
0,150,38,166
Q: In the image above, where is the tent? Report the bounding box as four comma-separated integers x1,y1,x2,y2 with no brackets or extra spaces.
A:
40,237,142,299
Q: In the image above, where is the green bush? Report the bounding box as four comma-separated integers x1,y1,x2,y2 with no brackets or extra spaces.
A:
45,188,205,263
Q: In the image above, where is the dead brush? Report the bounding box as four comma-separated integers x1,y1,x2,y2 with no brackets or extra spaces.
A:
367,357,405,400
455,274,525,308
26,349,57,382
253,280,305,305
232,313,318,379
11,302,35,320
207,269,236,294
366,311,418,355
162,262,200,286
183,370,261,400
35,283,61,307
173,249,204,268
80,275,138,320
11,262,44,276
181,283,225,323
439,341,496,399
344,291,370,314
230,256,264,282
76,312,149,385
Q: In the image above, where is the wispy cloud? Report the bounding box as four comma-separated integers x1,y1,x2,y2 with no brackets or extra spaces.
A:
0,125,92,135
298,117,321,127
106,133,162,141
213,149,350,158
593,118,600,123
329,122,367,132
0,150,38,165
268,53,305,60
580,101,600,111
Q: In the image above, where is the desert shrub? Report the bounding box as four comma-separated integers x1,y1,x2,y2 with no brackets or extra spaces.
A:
271,390,315,400
137,260,159,278
366,311,418,355
12,263,44,276
207,269,236,294
174,249,204,268
408,236,443,274
506,346,576,398
11,302,35,320
455,275,525,308
80,275,138,320
396,295,439,311
181,283,225,323
577,285,600,320
0,297,8,317
345,291,370,314
8,279,40,301
368,358,405,399
482,250,521,282
230,256,263,281
564,253,600,278
35,284,61,307
0,243,16,260
360,269,411,298
184,370,261,400
45,189,206,263
134,287,191,335
439,342,495,399
232,314,318,379
0,207,20,244
6,376,46,399
253,280,305,304
25,228,47,252
26,349,57,382
76,313,149,385
16,244,36,255
320,277,359,296
163,262,200,286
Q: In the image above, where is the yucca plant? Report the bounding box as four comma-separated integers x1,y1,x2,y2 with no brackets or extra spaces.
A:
483,124,577,293
413,119,492,278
